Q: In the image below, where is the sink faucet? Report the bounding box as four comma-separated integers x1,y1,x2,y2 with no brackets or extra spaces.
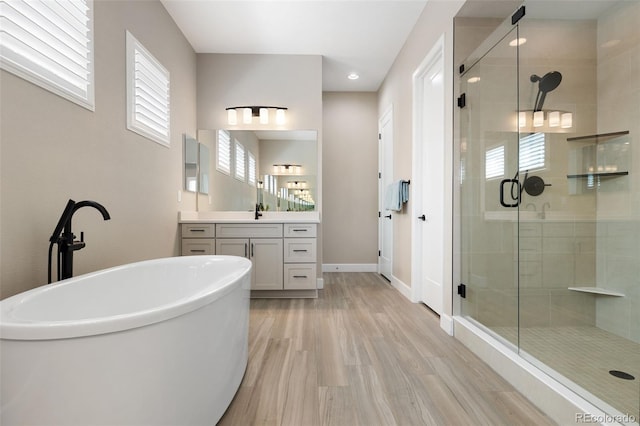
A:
254,203,262,220
48,199,111,282
541,202,550,219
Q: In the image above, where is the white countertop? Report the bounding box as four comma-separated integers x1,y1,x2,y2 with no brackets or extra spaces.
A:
179,211,321,223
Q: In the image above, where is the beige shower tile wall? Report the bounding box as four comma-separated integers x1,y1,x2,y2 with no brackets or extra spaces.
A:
595,1,640,344
520,221,597,328
472,220,598,330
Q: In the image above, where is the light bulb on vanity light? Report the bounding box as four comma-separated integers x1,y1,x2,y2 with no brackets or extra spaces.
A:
548,111,560,127
243,108,252,124
533,111,544,127
227,109,237,125
259,108,268,124
518,111,527,128
276,108,286,125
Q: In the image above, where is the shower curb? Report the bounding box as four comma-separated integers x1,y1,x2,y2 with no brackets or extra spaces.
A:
452,317,624,426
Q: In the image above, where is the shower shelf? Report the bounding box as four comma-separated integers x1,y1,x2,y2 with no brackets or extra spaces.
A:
566,171,628,179
566,130,629,143
568,287,625,297
566,130,630,179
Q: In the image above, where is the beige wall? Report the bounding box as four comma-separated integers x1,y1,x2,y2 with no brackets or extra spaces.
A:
377,0,464,313
0,0,197,298
322,92,378,265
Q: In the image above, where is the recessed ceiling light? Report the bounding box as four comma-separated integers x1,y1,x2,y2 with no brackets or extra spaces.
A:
509,37,527,47
347,72,360,80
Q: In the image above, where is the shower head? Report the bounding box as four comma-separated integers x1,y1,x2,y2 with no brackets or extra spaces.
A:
531,71,563,111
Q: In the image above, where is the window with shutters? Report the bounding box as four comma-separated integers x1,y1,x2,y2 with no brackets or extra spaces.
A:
0,0,95,110
216,129,231,175
234,140,246,182
519,132,546,172
247,151,256,186
126,31,170,147
485,145,504,180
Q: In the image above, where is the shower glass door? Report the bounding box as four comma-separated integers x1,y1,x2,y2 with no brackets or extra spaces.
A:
459,22,520,347
458,1,639,422
516,2,639,421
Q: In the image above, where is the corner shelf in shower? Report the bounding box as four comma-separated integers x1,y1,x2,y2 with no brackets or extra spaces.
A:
568,287,625,297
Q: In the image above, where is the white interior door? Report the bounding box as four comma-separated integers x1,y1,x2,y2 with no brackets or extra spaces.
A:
378,106,393,281
412,38,444,314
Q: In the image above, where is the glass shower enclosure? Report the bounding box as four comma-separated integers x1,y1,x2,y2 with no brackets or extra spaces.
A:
456,1,639,422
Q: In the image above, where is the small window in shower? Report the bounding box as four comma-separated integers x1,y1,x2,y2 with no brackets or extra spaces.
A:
519,132,546,171
485,145,505,179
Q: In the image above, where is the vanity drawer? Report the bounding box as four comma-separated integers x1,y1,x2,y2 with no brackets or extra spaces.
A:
181,223,215,238
284,264,317,290
284,223,317,238
181,238,215,256
216,223,283,238
284,238,316,263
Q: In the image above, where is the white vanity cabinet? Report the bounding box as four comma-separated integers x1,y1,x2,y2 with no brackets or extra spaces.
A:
283,224,317,290
181,224,215,255
180,220,318,297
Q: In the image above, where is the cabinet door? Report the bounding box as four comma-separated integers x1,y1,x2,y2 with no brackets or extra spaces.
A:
216,238,249,258
250,238,283,290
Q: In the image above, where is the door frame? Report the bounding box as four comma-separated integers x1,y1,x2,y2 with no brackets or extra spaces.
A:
378,105,393,280
411,34,453,333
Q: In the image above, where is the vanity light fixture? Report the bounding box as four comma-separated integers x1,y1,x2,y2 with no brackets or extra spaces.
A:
273,164,301,175
225,106,288,126
518,110,573,131
287,180,307,190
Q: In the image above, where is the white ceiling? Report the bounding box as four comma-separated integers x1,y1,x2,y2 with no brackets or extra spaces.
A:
160,0,428,92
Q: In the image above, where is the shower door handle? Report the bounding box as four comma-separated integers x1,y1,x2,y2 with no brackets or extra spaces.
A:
500,178,520,208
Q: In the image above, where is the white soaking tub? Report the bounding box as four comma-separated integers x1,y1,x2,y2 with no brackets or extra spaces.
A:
0,255,252,426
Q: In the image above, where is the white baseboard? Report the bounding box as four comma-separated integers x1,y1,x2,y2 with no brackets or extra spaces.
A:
440,314,454,336
390,275,412,301
322,263,377,273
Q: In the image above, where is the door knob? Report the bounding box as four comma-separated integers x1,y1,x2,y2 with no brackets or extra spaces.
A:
418,214,426,221
384,214,392,219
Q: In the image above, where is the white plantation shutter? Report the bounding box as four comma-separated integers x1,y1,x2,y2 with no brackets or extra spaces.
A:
0,0,95,110
234,140,246,181
519,132,545,171
248,151,256,185
485,145,504,179
126,31,170,146
216,129,231,175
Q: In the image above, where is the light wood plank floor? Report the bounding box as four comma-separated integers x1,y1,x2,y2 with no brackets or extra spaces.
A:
219,272,555,426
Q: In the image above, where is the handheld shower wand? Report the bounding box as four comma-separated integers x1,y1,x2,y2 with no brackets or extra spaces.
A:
530,71,562,111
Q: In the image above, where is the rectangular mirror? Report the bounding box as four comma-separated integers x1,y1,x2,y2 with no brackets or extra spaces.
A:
197,129,317,212
184,134,210,195
184,134,198,192
199,143,210,195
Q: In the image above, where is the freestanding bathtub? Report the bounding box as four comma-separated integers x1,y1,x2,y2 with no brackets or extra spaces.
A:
0,255,252,425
